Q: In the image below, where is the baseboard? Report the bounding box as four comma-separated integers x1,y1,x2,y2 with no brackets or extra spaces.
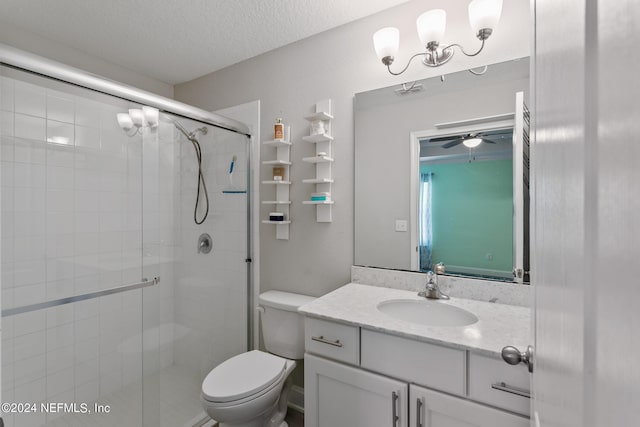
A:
288,385,304,413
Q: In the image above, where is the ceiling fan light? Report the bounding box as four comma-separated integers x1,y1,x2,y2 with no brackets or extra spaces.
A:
463,137,482,148
468,0,503,36
416,9,446,47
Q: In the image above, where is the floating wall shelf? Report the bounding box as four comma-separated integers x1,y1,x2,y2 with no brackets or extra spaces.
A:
302,156,334,164
302,178,334,184
262,126,292,240
262,139,292,147
304,111,334,121
302,200,335,205
262,160,292,165
302,134,334,143
301,99,334,223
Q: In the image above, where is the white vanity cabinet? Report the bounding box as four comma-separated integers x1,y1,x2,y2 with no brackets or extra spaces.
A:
410,385,528,427
305,354,409,427
304,317,530,427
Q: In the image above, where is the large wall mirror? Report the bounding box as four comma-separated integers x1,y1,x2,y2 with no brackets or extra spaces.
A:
354,57,530,283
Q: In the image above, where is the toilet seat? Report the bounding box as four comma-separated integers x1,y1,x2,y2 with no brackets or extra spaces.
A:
202,350,286,403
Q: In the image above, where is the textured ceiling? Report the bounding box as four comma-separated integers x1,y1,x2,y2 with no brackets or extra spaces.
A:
0,0,412,84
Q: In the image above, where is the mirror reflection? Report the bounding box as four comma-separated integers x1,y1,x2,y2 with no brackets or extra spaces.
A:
418,127,514,280
354,57,530,283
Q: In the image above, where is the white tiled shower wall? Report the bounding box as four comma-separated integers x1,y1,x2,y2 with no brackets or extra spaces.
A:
0,71,177,426
173,120,248,381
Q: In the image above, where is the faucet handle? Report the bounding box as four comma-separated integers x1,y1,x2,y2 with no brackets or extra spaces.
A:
425,270,436,283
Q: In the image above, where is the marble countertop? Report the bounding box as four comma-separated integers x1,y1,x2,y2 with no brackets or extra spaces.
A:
298,283,530,357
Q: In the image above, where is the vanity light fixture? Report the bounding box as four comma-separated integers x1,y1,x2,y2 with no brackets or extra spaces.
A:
373,0,503,75
117,106,159,136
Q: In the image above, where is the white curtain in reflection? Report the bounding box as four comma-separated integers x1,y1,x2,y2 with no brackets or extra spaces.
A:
419,172,433,271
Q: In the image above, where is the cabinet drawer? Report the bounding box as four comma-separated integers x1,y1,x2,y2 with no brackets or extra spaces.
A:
361,329,466,396
305,318,359,365
468,352,531,416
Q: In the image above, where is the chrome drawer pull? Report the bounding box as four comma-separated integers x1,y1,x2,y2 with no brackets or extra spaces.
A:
391,391,399,427
491,382,531,399
416,397,423,427
311,335,343,347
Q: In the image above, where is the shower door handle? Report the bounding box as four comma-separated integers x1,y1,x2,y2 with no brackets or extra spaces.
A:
2,277,160,317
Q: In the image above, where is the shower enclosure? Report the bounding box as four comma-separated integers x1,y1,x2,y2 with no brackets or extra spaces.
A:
0,46,253,427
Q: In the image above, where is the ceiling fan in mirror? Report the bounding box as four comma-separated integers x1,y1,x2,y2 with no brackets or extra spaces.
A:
428,128,512,149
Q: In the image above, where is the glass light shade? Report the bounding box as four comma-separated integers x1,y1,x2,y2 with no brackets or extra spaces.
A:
468,0,503,34
373,27,399,60
416,9,446,46
463,137,482,148
117,113,134,131
128,109,144,127
142,106,159,128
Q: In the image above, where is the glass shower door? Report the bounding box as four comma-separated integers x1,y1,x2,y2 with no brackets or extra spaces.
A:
140,114,250,427
1,66,149,427
1,62,251,427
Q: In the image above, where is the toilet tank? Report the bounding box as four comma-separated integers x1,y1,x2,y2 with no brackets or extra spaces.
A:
259,290,316,359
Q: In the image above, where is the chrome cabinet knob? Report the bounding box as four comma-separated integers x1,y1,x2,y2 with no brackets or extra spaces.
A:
501,345,534,373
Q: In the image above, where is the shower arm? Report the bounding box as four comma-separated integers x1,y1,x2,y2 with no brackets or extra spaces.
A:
172,118,207,142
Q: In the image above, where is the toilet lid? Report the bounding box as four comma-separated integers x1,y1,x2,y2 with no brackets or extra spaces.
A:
202,350,286,403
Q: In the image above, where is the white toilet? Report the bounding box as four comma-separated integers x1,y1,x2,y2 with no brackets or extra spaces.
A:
201,290,315,427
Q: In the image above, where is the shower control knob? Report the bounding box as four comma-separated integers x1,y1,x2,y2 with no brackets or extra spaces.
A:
501,345,534,373
198,233,212,254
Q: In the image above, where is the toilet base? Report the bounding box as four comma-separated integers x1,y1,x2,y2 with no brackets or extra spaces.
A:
204,358,296,427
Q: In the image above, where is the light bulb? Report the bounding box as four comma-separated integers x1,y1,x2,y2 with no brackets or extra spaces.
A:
142,106,159,128
128,109,144,128
416,9,446,47
117,113,134,131
469,0,503,36
373,27,399,63
463,137,482,148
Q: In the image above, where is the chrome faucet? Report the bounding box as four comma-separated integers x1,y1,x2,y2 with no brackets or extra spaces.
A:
418,270,449,300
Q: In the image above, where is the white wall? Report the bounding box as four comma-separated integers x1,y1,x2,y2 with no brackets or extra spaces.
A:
0,22,174,98
175,0,531,298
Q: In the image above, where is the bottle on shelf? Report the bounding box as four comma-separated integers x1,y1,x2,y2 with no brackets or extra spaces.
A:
274,118,284,141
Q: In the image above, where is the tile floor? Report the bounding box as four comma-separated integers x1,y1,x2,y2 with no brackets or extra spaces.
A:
39,364,304,427
44,365,202,427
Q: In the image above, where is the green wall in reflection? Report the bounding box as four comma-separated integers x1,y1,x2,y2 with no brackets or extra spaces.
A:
421,159,513,276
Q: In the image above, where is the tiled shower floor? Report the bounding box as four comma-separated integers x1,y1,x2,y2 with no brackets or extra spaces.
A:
44,365,205,427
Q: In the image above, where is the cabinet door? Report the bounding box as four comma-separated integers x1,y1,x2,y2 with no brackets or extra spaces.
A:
409,384,529,427
305,353,408,427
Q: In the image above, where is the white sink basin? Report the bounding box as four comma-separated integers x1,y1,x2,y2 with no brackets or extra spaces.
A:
377,299,479,327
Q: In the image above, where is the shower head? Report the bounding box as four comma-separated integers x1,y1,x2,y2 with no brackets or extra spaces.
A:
172,120,208,142
164,115,211,224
